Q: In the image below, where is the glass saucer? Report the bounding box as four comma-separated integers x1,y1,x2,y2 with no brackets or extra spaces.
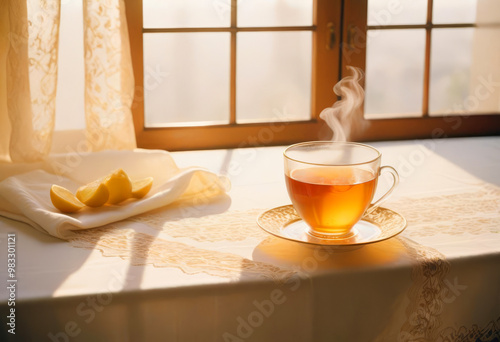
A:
256,205,407,246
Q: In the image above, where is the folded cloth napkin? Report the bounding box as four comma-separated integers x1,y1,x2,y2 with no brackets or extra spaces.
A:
0,149,230,239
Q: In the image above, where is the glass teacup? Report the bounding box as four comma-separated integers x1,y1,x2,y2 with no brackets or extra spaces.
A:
284,141,399,239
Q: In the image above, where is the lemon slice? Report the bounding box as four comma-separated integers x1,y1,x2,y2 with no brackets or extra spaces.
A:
50,185,85,213
131,177,153,199
76,182,109,207
103,169,132,204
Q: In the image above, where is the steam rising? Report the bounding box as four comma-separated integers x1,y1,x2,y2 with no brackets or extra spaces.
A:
319,66,367,141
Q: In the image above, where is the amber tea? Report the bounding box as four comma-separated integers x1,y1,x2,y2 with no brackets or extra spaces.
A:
286,167,376,236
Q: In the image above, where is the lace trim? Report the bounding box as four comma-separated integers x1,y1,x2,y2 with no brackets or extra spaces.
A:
130,208,269,242
436,317,500,342
69,225,296,281
389,184,500,237
398,237,452,341
130,184,500,244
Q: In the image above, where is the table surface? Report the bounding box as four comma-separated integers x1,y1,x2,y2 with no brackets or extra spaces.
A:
0,136,499,341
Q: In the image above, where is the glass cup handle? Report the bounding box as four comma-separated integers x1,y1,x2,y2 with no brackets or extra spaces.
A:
366,165,399,215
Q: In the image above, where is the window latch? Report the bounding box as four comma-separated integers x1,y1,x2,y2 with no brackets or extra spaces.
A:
326,22,335,50
346,25,358,50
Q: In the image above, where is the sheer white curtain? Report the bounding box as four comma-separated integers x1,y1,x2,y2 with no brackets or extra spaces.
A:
0,0,136,163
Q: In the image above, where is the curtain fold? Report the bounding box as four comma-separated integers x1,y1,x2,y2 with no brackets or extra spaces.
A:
0,0,136,164
83,0,136,151
0,0,11,161
2,0,60,162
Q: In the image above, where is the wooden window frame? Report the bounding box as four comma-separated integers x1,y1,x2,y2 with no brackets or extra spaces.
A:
126,0,341,151
343,0,500,141
126,0,500,151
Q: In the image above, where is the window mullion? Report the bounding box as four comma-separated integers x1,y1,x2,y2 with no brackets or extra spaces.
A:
230,0,237,124
422,0,434,117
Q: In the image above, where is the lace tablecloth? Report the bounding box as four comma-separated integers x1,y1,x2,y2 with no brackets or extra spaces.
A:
1,137,499,341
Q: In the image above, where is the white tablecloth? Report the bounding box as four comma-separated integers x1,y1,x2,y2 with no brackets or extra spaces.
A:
0,136,499,341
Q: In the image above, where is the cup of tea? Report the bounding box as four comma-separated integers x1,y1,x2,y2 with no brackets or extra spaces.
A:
284,141,399,239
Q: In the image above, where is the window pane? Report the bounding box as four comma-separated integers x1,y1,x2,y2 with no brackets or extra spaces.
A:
368,0,427,26
238,0,313,27
430,28,500,115
143,0,229,28
365,29,426,117
433,0,477,24
236,32,311,123
429,29,474,115
55,0,85,130
144,33,230,126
